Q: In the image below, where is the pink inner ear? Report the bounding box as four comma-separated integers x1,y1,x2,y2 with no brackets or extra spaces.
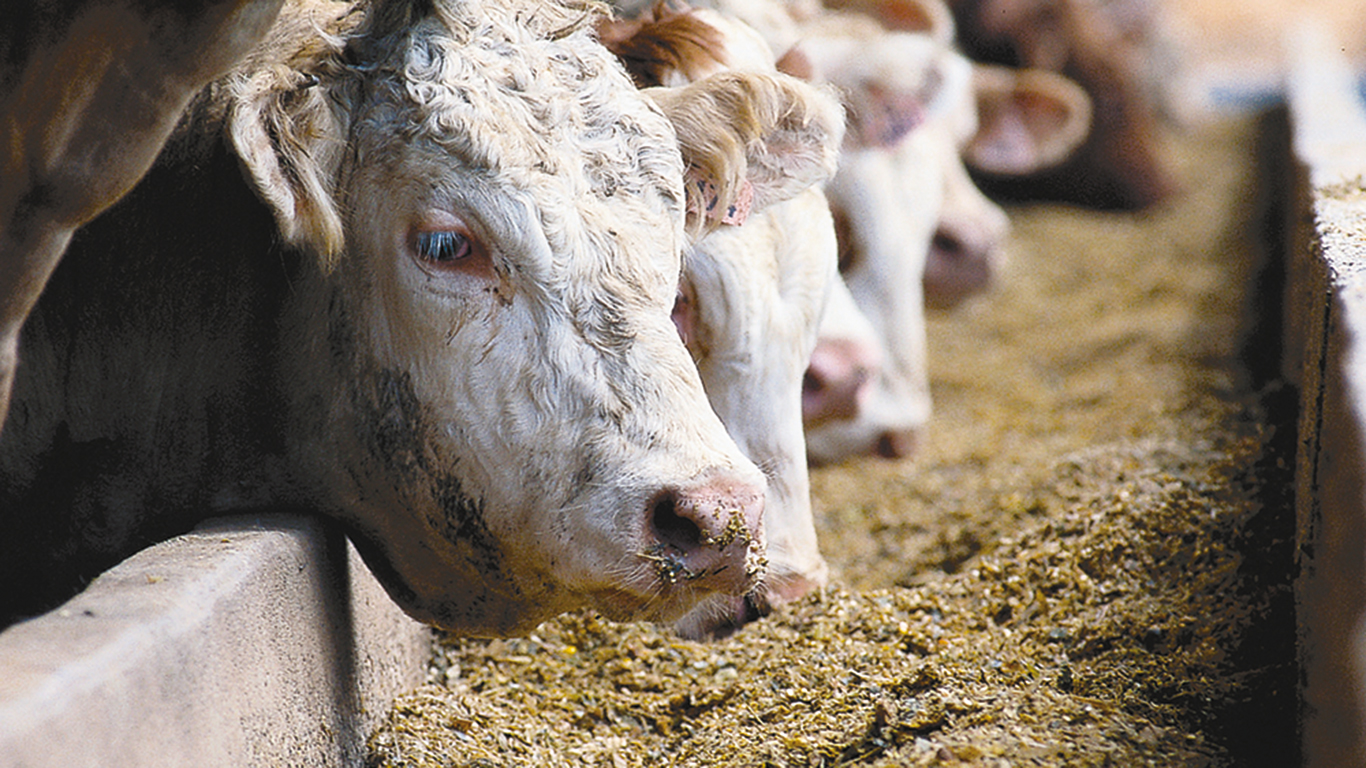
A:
723,179,754,226
856,82,927,148
969,107,1040,174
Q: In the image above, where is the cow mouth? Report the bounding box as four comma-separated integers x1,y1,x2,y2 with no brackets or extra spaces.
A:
673,567,826,639
585,545,767,624
672,591,773,640
636,535,767,589
638,544,721,586
585,586,689,623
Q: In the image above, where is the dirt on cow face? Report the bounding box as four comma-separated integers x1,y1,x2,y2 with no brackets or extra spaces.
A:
365,114,1298,767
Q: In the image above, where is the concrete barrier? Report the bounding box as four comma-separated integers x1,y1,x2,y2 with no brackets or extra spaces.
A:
1282,21,1366,768
0,514,429,767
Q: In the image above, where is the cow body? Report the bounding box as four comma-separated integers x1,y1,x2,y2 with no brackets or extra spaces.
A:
0,0,286,433
0,0,802,636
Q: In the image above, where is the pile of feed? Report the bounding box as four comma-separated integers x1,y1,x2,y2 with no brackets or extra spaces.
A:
366,115,1298,766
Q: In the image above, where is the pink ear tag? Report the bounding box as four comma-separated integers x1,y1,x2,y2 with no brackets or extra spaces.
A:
859,83,927,148
685,167,754,227
722,179,754,226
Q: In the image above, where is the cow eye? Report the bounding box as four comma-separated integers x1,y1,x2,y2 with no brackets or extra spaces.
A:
416,230,473,264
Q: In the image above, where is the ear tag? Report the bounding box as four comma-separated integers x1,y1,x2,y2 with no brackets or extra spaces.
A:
722,178,754,225
685,168,755,226
858,83,928,148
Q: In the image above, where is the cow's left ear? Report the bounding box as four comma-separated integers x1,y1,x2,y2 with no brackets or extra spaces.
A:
227,64,351,263
646,70,845,238
964,64,1093,176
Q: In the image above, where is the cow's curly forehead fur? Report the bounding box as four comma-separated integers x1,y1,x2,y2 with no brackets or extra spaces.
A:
354,0,687,266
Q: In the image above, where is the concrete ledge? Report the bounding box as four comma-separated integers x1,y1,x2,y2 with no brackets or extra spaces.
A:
0,514,430,767
1283,21,1366,768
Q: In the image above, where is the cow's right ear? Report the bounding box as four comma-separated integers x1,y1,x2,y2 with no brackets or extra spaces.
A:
645,70,845,239
227,65,350,263
964,64,1093,176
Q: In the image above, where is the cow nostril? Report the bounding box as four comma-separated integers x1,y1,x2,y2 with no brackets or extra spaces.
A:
650,491,703,553
931,230,963,259
802,369,823,396
804,340,879,427
874,429,919,459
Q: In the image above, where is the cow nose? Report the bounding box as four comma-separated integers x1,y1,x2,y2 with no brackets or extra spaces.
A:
645,477,766,595
802,338,879,427
873,427,921,460
924,226,993,310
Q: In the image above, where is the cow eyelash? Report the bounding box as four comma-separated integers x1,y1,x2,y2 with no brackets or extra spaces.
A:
416,231,473,264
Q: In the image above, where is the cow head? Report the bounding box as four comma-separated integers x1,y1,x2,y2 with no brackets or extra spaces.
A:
602,5,846,636
952,0,1179,209
782,24,965,462
790,11,1088,462
222,0,819,636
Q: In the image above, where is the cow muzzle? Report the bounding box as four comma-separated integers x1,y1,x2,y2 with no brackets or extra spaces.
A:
803,337,881,428
640,476,767,597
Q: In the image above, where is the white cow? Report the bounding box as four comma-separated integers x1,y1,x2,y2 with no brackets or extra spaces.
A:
794,17,980,461
0,0,842,635
600,5,845,636
752,1,1088,462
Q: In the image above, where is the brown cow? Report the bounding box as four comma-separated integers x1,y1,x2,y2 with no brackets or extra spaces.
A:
945,0,1179,209
0,0,286,433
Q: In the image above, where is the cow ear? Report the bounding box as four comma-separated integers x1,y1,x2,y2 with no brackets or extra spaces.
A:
964,64,1092,175
774,45,815,80
795,31,954,149
646,70,845,238
227,65,350,263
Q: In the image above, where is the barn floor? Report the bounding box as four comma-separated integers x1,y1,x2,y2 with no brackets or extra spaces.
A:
364,113,1298,766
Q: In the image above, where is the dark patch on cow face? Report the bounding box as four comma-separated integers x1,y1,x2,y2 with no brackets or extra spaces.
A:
571,453,599,492
351,366,510,588
431,473,503,582
327,288,357,364
368,367,427,474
